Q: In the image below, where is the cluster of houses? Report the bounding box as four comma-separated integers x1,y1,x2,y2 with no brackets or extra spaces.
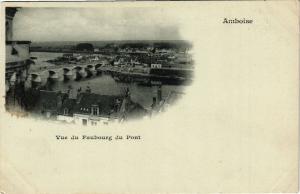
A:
5,8,187,125
36,87,148,126
42,42,193,71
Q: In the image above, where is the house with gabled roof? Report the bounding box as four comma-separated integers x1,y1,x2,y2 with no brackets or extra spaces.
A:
56,88,148,125
72,93,122,126
38,90,65,119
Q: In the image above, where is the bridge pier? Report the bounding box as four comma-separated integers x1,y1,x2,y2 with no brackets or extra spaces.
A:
73,66,87,81
85,65,96,78
48,70,59,83
31,73,42,89
63,68,73,81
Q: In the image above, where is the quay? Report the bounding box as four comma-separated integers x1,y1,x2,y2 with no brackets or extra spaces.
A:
5,7,192,123
26,62,193,88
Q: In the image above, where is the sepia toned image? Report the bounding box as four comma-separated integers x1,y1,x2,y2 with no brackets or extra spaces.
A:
0,1,299,194
5,7,193,125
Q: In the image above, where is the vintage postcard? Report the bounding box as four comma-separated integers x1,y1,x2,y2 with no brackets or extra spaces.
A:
0,1,299,194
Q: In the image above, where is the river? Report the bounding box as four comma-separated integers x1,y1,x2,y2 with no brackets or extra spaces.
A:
29,52,187,109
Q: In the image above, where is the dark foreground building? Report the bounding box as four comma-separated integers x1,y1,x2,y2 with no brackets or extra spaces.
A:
33,88,147,125
5,8,34,114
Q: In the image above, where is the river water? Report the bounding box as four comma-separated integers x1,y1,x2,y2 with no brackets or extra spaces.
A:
30,52,187,109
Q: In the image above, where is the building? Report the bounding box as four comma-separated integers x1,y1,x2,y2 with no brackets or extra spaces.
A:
56,98,77,123
72,93,122,126
150,63,162,69
5,39,32,79
5,7,16,41
62,53,73,59
6,8,34,112
57,89,147,126
6,8,33,84
156,91,184,113
39,90,65,119
118,89,148,121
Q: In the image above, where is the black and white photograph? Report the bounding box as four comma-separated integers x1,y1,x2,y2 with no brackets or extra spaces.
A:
1,2,298,194
5,7,194,125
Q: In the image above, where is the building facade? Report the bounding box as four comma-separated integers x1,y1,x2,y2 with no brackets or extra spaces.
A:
5,8,33,92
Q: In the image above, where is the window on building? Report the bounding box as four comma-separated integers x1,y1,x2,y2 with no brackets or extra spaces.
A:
82,119,87,126
63,108,68,115
92,106,99,116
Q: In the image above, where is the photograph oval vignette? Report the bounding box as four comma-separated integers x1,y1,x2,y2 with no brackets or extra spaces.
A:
5,7,194,126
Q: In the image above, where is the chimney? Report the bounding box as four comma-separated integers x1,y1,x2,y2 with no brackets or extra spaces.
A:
76,93,83,104
157,85,162,103
151,97,157,109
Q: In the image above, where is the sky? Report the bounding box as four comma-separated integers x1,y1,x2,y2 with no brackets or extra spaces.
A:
12,7,181,42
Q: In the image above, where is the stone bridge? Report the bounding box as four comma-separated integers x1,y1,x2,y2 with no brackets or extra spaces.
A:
24,63,104,88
